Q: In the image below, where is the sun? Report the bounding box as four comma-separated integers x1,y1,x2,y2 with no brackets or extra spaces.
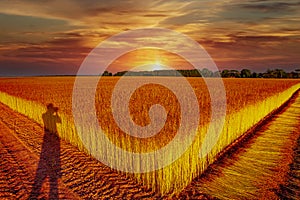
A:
152,60,165,71
106,48,194,73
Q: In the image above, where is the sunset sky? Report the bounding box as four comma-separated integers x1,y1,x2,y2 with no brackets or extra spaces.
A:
0,0,299,75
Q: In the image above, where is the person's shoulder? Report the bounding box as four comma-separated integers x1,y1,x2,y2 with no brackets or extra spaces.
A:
55,114,62,121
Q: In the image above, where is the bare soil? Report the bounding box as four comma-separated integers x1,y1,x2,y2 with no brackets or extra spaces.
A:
0,103,210,199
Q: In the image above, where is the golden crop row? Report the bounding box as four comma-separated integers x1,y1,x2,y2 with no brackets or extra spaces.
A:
0,77,299,195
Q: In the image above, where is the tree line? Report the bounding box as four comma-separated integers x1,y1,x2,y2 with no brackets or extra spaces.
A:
102,68,300,78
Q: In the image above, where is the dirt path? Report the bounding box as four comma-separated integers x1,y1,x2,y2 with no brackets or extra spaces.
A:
180,92,300,199
0,101,214,199
0,103,165,199
0,120,80,199
278,125,300,199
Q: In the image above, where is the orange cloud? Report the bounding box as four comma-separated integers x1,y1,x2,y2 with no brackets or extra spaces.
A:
0,0,299,75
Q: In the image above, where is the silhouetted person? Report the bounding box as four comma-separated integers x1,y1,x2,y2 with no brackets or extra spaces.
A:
29,103,62,199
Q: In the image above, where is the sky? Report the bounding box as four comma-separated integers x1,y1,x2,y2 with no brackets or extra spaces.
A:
0,0,300,75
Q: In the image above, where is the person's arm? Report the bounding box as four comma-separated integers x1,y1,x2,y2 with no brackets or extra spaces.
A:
55,112,62,123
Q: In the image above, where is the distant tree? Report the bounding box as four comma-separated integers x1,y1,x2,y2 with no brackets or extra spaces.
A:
109,68,296,78
102,71,112,76
263,69,287,78
178,69,201,77
221,69,240,78
213,71,222,77
274,69,287,78
295,69,300,78
114,71,127,76
263,69,275,78
191,69,201,77
229,70,240,78
251,72,258,78
241,69,252,78
201,68,213,77
290,71,299,78
221,69,230,77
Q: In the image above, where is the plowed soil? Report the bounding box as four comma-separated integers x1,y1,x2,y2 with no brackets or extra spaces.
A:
0,103,210,199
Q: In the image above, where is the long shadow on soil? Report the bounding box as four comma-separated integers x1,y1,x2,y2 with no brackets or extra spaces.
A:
29,104,61,199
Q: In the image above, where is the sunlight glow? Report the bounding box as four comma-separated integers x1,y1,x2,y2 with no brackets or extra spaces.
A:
106,48,193,73
152,60,165,71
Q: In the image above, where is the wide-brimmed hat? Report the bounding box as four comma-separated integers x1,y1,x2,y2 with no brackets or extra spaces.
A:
47,103,54,110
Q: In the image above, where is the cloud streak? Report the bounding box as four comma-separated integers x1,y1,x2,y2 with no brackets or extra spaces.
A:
0,0,299,75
